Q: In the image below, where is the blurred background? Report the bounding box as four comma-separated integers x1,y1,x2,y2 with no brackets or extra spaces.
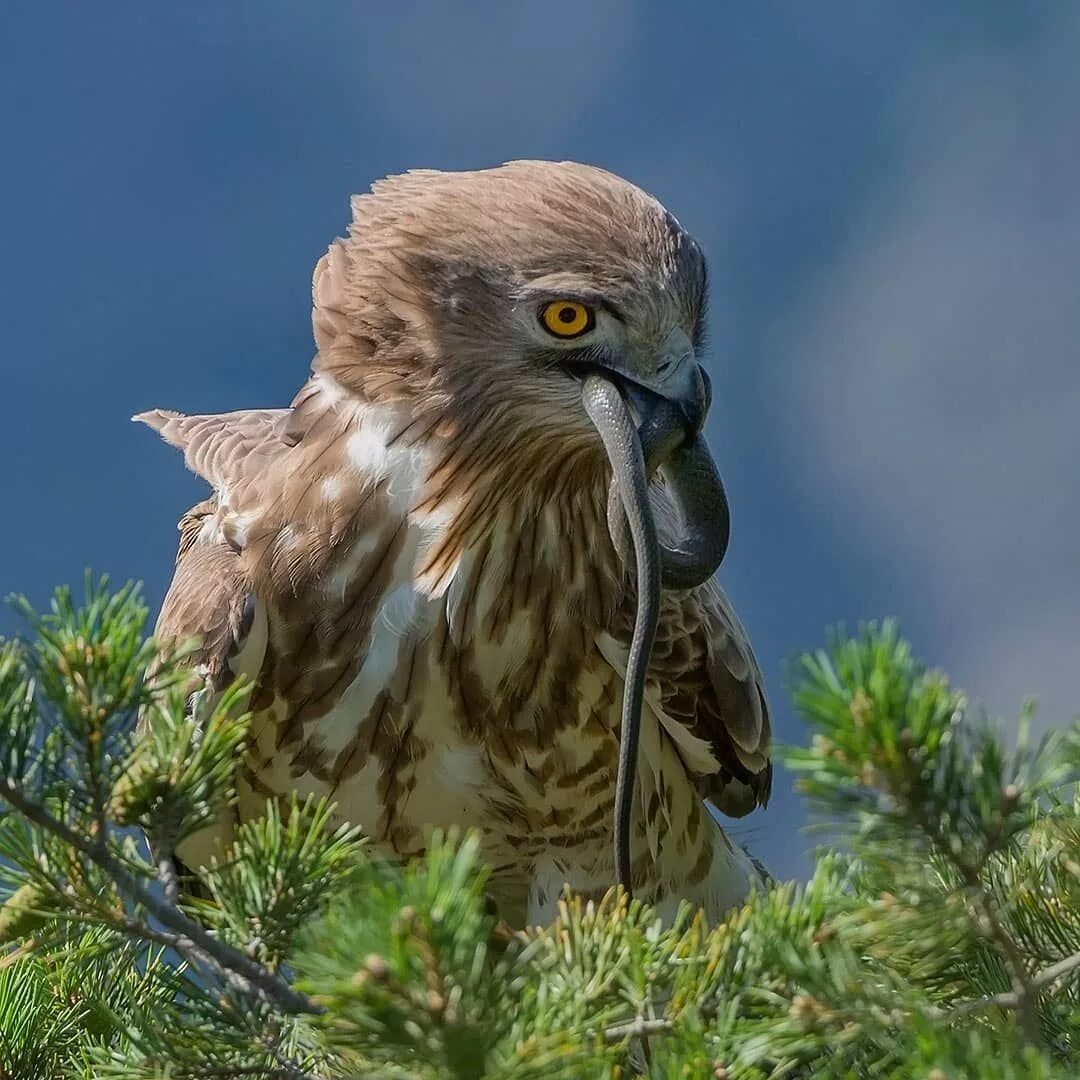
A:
2,2,1077,881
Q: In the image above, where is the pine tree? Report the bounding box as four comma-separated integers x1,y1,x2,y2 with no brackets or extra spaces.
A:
0,578,1077,1078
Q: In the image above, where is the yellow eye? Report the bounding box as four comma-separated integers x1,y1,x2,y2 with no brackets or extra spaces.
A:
540,300,594,338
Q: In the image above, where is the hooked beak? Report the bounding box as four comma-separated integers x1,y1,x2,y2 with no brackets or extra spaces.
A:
602,327,709,445
581,325,730,590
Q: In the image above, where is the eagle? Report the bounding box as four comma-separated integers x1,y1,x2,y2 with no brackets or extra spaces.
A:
137,161,771,926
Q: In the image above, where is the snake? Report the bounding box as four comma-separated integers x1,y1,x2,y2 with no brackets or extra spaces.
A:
581,372,730,896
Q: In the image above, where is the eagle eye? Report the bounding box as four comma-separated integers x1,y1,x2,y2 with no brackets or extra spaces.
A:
539,300,595,339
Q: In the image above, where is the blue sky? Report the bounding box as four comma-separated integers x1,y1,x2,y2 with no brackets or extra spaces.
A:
2,3,1077,881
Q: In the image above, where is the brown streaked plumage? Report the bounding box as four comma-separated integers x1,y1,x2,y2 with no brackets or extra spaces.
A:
138,160,771,925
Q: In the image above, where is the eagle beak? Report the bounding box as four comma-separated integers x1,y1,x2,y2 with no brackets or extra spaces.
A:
658,355,710,439
584,327,730,591
608,327,709,456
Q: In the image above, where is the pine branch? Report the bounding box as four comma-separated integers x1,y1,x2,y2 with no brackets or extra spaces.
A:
963,873,1045,1049
4,584,1080,1076
599,1016,673,1043
0,775,317,1017
149,816,182,906
949,949,1080,1019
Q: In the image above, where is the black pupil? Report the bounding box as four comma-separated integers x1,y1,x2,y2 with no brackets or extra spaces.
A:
557,306,577,324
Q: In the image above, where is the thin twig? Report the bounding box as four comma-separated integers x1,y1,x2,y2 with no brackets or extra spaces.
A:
169,1068,324,1080
947,948,1080,1020
158,851,181,905
264,1041,328,1080
1,778,319,1016
150,816,182,905
963,876,1044,1049
1030,949,1080,993
0,940,36,971
600,1017,673,1043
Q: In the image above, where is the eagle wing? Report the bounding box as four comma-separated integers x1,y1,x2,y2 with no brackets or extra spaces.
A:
140,406,291,696
137,408,290,868
152,495,254,697
648,576,772,818
597,575,771,827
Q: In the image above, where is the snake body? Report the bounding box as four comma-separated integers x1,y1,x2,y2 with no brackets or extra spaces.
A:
581,373,730,895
